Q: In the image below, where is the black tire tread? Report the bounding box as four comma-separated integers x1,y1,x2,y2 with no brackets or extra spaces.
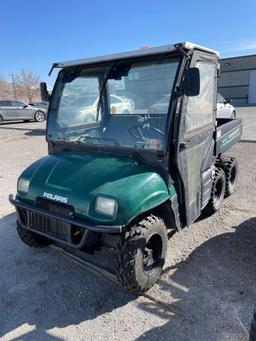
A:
222,157,238,197
205,167,226,215
115,215,167,295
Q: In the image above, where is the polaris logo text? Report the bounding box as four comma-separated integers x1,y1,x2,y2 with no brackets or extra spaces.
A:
43,192,68,203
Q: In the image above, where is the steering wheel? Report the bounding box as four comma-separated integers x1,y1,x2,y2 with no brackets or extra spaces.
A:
128,125,165,141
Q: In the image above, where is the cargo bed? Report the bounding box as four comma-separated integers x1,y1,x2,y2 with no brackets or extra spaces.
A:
215,118,242,154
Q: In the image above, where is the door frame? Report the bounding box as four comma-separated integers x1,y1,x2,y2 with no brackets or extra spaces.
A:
174,50,218,226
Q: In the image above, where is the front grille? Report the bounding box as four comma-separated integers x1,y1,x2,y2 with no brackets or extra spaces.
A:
18,203,86,245
28,211,70,241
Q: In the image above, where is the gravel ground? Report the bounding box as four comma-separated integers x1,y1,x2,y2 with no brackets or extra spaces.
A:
0,108,256,340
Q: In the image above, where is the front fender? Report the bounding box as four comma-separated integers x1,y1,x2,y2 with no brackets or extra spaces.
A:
89,172,173,226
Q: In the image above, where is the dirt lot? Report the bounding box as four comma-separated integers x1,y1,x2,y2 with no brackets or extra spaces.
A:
0,107,256,341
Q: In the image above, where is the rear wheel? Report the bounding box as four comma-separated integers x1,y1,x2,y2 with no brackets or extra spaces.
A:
222,157,238,197
34,111,45,122
206,167,226,214
122,109,130,114
115,215,167,295
17,222,50,247
0,115,3,124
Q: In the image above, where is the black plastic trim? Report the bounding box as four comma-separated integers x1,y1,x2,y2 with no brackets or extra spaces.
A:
9,194,123,236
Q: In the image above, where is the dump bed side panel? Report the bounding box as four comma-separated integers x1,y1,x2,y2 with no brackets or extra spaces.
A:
215,118,242,155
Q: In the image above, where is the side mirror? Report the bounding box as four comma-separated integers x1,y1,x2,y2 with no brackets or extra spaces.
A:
225,98,232,104
40,82,50,102
23,104,28,108
183,67,200,97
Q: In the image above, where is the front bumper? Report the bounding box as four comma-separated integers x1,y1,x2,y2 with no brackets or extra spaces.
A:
9,194,123,249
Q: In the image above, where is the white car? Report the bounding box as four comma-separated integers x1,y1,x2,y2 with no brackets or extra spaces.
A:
58,94,135,127
148,93,237,120
109,95,135,114
217,93,236,119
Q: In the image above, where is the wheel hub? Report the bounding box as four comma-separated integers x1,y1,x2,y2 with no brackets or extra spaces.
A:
36,112,44,121
143,247,154,271
142,234,162,275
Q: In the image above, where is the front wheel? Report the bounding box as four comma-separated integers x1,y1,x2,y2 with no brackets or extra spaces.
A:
115,215,167,295
34,111,45,122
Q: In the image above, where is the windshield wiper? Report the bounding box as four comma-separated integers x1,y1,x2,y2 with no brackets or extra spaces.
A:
96,61,116,121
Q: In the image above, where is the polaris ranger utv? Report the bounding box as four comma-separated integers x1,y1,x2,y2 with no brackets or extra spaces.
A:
10,42,242,294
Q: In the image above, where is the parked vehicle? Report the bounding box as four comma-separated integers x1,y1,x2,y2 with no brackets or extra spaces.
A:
110,95,135,114
148,92,237,119
58,94,135,126
10,42,242,294
0,100,47,123
29,101,49,109
217,93,236,118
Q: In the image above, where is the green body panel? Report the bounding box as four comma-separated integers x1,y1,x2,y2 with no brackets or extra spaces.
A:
219,126,241,153
17,151,176,226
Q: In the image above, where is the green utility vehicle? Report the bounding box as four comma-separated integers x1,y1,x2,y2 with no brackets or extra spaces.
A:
10,42,242,294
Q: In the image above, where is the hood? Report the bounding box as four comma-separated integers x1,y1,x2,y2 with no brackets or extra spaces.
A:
17,151,171,225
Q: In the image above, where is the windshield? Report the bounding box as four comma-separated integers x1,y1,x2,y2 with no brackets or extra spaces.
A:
47,56,180,151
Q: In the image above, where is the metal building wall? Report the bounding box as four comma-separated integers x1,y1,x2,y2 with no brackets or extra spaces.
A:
218,54,256,105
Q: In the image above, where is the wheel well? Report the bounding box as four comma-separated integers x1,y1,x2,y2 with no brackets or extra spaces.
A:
151,201,177,234
121,200,179,238
35,110,44,116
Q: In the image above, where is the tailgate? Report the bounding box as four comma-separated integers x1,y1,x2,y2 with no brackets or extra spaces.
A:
215,118,242,154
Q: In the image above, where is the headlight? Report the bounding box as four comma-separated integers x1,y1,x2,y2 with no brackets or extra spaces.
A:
95,196,117,217
17,178,30,193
